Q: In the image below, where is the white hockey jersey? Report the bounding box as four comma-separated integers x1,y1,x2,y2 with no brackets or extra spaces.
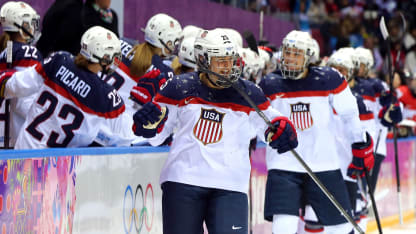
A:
5,52,135,149
334,91,376,181
149,72,281,193
259,67,365,172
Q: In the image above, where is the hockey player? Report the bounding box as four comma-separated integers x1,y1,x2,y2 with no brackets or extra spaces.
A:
127,13,182,112
259,30,374,234
171,36,197,75
104,13,181,112
132,28,298,234
239,47,264,83
0,26,136,148
0,1,42,147
354,47,402,193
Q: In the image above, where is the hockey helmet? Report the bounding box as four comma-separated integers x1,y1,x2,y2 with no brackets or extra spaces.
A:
144,13,182,57
0,1,40,44
279,30,314,79
80,26,121,69
194,28,242,88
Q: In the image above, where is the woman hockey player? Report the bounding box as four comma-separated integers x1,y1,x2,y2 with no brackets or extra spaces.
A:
132,28,298,234
0,26,136,148
0,1,42,147
259,30,374,234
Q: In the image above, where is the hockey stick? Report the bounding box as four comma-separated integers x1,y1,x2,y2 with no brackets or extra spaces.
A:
364,168,383,234
380,16,403,225
2,41,12,149
243,31,259,55
201,68,364,234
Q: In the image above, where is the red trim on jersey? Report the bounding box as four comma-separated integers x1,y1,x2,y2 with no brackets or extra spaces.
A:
36,65,125,119
0,59,41,69
362,95,376,102
359,113,374,120
117,62,141,83
269,80,348,99
304,227,324,233
155,95,270,114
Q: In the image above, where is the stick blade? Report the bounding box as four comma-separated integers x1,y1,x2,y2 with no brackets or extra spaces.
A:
380,16,389,40
243,30,259,54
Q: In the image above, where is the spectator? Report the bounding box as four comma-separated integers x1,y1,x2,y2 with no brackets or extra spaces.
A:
82,0,119,36
307,0,327,25
36,0,83,56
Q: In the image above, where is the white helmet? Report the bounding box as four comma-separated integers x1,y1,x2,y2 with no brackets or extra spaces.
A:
219,28,243,48
279,30,313,79
337,47,359,70
80,26,121,69
309,38,320,64
355,47,374,75
178,36,197,69
181,25,202,39
239,47,264,83
144,13,182,57
0,1,40,43
327,50,355,80
194,28,242,88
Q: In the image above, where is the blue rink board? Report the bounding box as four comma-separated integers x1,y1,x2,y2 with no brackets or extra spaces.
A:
0,136,414,160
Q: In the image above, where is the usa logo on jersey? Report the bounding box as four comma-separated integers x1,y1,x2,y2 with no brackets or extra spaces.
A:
290,102,313,130
193,108,225,145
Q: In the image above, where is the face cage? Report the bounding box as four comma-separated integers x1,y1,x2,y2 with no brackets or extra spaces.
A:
159,37,181,58
94,52,122,75
279,46,307,80
198,54,242,88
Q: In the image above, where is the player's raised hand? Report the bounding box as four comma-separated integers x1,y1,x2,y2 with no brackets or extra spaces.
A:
265,116,298,154
348,132,374,179
130,69,167,105
132,102,168,138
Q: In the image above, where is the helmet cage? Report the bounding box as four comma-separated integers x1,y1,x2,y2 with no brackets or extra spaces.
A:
278,31,313,80
279,45,311,80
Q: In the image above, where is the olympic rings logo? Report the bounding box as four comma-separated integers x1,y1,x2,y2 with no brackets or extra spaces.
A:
123,183,154,233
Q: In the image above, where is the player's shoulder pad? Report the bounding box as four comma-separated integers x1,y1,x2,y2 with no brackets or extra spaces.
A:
12,41,43,62
308,66,346,90
39,52,125,117
258,72,284,96
158,72,200,100
120,37,136,62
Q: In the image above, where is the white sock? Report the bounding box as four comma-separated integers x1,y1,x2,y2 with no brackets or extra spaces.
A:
272,214,298,234
325,222,353,234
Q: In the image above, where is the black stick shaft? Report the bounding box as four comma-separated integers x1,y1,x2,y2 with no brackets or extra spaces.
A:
385,32,403,225
364,168,383,234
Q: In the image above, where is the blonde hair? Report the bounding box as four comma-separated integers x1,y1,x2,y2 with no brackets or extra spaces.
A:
74,54,90,70
0,32,11,52
129,42,159,77
171,56,182,75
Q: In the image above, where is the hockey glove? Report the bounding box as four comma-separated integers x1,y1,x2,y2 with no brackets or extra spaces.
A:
132,102,168,138
265,116,298,154
130,69,167,105
0,69,16,98
379,103,402,127
347,132,374,179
